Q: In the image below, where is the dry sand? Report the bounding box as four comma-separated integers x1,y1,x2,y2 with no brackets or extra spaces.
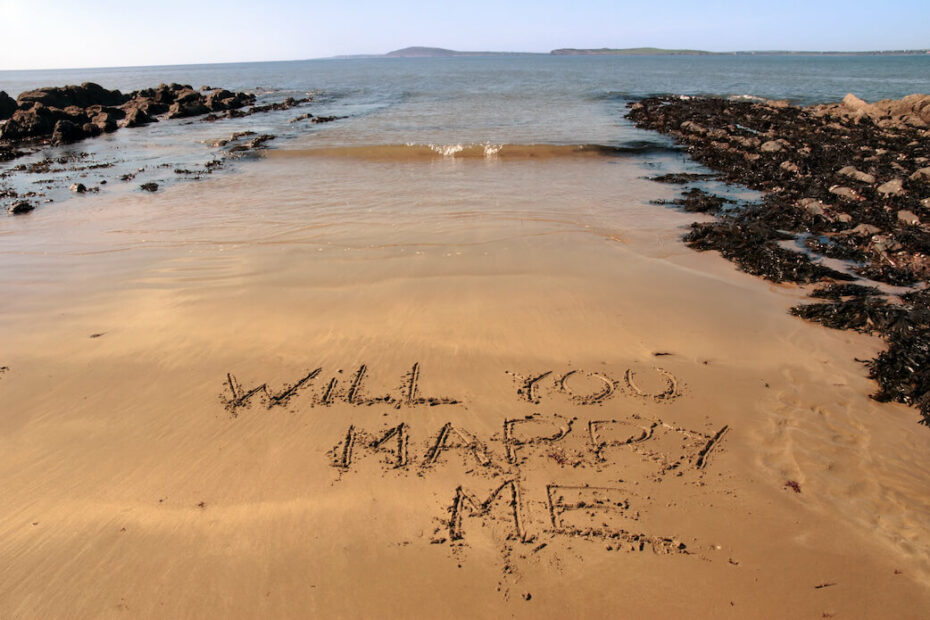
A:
1,153,928,618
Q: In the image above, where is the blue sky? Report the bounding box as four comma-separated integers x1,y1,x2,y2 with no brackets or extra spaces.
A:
0,0,927,70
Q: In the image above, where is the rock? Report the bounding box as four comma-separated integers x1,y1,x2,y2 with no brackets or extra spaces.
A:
81,122,102,137
836,213,853,223
780,160,800,174
897,210,920,226
679,121,707,135
829,185,862,201
70,183,87,193
733,135,760,149
842,93,869,111
838,166,876,184
798,198,825,216
760,140,783,153
910,167,930,183
849,223,881,236
0,104,60,140
139,182,159,192
204,89,235,111
0,91,16,120
122,107,154,127
921,198,930,209
877,178,905,196
16,82,126,109
7,200,34,215
123,97,169,117
871,235,902,254
52,119,85,145
167,99,209,119
86,105,125,120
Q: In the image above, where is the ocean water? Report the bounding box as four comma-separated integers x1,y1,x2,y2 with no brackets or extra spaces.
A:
2,54,928,207
3,55,930,152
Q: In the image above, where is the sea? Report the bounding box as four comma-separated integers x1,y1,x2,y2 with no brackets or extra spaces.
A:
1,54,929,200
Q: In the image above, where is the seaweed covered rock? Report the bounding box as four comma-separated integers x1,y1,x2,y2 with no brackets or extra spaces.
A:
629,94,930,423
627,94,930,286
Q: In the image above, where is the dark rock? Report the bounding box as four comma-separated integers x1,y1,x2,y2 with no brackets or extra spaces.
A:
0,104,61,140
122,107,154,127
649,172,717,184
167,98,209,119
52,119,85,145
0,91,16,120
16,82,127,109
81,122,103,137
8,200,35,215
139,182,158,192
70,183,87,193
91,111,119,133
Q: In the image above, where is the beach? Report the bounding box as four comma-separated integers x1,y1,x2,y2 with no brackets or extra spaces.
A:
1,55,930,618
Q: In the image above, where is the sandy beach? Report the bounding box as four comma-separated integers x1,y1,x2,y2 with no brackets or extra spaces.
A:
2,142,930,617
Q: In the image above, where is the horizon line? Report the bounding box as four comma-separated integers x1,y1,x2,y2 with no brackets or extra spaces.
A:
2,47,929,73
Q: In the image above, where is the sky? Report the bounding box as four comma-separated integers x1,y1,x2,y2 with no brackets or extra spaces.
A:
0,0,927,70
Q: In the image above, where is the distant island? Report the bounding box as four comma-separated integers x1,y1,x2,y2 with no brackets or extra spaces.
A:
383,47,535,58
551,47,711,56
553,47,930,56
330,46,930,60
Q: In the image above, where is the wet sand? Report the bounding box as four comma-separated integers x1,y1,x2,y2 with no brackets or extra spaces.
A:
1,153,929,618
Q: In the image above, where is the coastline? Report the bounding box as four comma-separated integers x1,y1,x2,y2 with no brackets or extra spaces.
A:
1,73,930,617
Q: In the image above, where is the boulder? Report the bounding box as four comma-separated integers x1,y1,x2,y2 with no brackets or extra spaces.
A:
81,122,102,137
829,185,863,201
842,93,869,111
123,97,169,116
122,107,154,127
838,166,875,184
204,89,237,111
910,167,930,183
52,119,85,144
679,121,707,135
70,182,86,193
139,182,158,192
16,82,126,109
897,210,920,226
0,91,16,120
0,104,61,140
760,140,783,153
91,112,119,133
848,223,881,236
8,200,35,215
780,160,800,174
167,99,209,119
174,89,202,105
86,105,125,120
877,178,905,196
798,198,826,216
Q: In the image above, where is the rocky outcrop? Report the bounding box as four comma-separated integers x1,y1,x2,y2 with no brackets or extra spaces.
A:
16,82,127,110
809,92,930,130
0,82,260,148
627,93,930,424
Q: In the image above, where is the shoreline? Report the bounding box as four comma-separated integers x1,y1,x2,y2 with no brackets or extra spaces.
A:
1,82,930,617
628,93,930,423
